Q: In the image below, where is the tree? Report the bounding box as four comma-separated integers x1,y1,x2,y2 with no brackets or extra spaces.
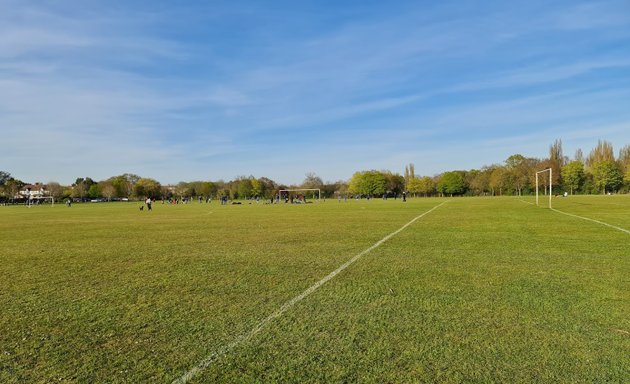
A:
586,140,615,169
407,176,435,197
176,182,196,198
406,177,422,196
0,171,11,186
383,171,404,196
624,170,630,191
574,148,584,164
592,161,623,194
197,181,217,198
536,159,560,193
72,177,96,200
549,139,566,167
505,154,536,196
302,172,323,189
72,178,86,199
250,178,262,197
469,167,493,196
348,171,387,196
134,178,162,198
238,177,253,199
489,167,507,196
418,176,435,197
3,178,24,199
87,184,101,199
46,182,65,200
101,183,116,201
561,161,584,195
437,171,465,196
258,177,277,199
618,144,630,173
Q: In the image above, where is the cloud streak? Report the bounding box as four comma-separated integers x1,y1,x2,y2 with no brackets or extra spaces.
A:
1,1,629,184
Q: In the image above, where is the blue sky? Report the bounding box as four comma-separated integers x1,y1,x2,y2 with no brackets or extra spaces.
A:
2,0,630,185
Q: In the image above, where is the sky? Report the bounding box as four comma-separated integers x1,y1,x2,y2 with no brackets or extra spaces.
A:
1,0,630,185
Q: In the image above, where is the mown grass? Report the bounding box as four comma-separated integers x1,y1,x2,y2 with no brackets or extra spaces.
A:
1,196,628,383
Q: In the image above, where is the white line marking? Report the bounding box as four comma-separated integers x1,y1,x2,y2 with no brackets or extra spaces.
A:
517,199,534,205
171,201,447,384
550,208,630,235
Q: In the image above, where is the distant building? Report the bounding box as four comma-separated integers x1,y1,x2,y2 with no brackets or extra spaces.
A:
19,184,48,198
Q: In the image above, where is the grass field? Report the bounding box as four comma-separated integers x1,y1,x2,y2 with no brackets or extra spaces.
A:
1,196,629,383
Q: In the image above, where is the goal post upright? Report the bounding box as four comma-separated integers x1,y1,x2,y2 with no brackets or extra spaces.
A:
535,168,552,209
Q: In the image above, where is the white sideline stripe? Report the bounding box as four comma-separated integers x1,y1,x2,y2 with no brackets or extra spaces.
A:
550,208,630,235
171,201,447,384
517,199,534,205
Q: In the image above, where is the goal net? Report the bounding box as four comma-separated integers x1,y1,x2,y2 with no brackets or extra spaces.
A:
278,189,321,203
535,168,552,208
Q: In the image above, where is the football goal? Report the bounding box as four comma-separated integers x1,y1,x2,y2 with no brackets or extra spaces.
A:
27,196,55,207
278,189,321,203
535,168,552,208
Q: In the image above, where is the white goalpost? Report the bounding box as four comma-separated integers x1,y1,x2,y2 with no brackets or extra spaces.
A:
278,189,321,202
535,168,552,208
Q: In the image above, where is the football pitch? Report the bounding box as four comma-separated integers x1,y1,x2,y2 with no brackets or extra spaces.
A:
1,196,628,383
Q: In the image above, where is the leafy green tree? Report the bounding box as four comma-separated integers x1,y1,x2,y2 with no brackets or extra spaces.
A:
258,177,277,199
437,171,466,196
587,140,615,169
489,167,507,196
592,161,623,194
418,176,435,197
384,171,405,196
505,154,537,196
108,176,128,198
406,177,422,196
134,178,162,198
561,161,584,195
72,178,86,199
404,163,415,185
7,179,24,198
619,145,630,173
87,184,101,199
197,181,216,198
251,178,262,197
236,177,253,199
348,171,387,196
468,167,492,196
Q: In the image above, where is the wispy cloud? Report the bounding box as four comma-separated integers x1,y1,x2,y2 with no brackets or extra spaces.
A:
1,1,629,184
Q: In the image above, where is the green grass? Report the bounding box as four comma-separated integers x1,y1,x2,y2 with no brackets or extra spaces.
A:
1,196,628,383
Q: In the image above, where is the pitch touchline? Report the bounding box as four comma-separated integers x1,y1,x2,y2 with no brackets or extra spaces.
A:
550,208,630,235
171,201,447,384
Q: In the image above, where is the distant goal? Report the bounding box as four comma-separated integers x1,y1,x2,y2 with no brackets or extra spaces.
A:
278,189,321,202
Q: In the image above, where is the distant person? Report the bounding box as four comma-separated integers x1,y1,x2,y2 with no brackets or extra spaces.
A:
402,191,406,202
145,197,152,211
66,198,72,207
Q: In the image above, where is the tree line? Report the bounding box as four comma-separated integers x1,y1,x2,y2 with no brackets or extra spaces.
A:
1,139,629,202
399,140,630,197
